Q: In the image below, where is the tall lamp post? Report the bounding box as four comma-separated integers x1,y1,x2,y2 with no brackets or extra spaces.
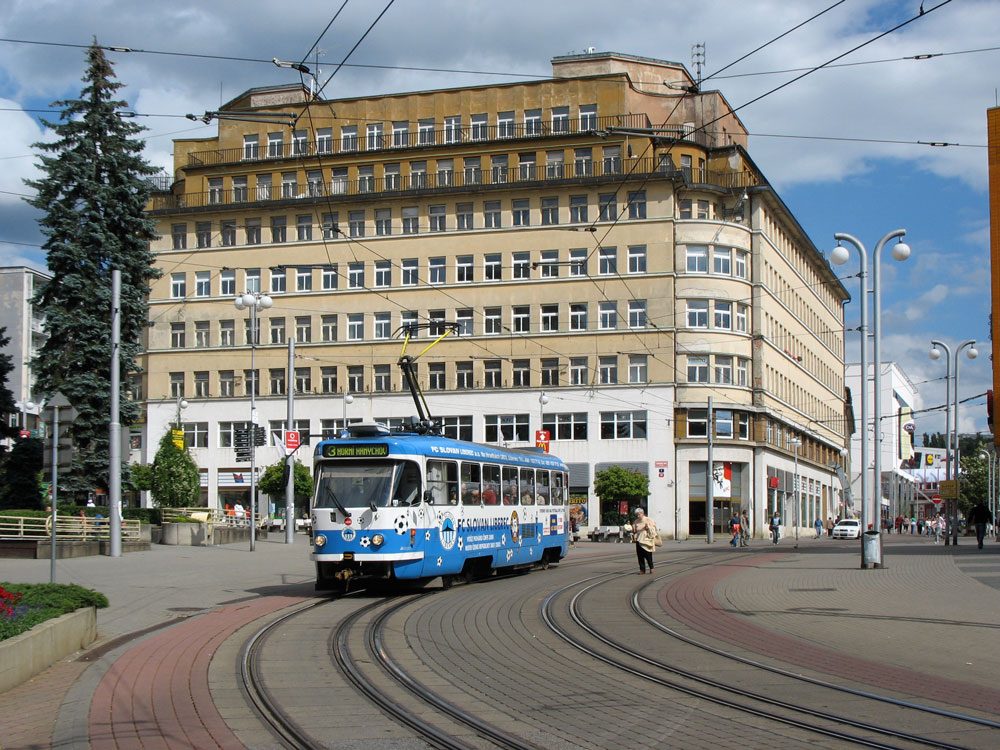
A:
929,338,977,545
831,229,909,568
175,395,188,426
788,438,801,545
235,291,272,551
341,392,354,436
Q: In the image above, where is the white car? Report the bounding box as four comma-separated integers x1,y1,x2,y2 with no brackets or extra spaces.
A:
832,519,861,539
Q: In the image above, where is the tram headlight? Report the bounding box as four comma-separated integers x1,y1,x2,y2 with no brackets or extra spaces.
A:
314,534,326,548
372,534,385,547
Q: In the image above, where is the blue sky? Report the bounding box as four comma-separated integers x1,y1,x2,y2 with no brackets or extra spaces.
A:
0,0,993,438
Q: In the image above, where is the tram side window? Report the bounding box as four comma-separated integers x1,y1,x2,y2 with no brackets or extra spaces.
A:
536,470,550,506
426,460,459,505
483,464,501,505
551,472,566,504
461,462,482,504
392,462,422,506
502,466,518,505
520,468,535,505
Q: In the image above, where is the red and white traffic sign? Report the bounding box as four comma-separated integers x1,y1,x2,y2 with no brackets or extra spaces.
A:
285,430,300,450
535,429,550,453
931,495,943,506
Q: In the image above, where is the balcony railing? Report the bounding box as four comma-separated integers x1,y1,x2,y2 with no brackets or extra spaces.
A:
150,156,759,212
185,113,653,168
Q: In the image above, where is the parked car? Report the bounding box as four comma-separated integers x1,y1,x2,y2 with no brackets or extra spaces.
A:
832,518,862,539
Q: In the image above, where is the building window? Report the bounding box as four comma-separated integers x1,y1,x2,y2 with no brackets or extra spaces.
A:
375,208,391,236
512,360,530,387
292,367,311,393
171,224,187,250
269,317,285,345
170,372,184,398
687,356,709,383
456,255,473,283
374,364,391,392
391,121,409,148
483,201,501,228
297,269,312,292
539,249,559,277
491,154,508,183
541,196,559,225
484,360,502,388
679,198,693,219
599,193,617,221
512,199,530,227
734,250,748,279
463,156,481,185
738,412,750,439
316,127,332,153
541,304,559,332
196,222,211,248
374,312,391,340
170,322,185,348
220,320,235,347
498,111,515,138
295,316,312,343
322,264,338,290
194,321,209,348
256,174,272,201
485,307,502,335
737,358,749,387
410,160,427,189
384,163,400,191
171,273,186,299
348,210,365,237
541,358,560,386
714,247,732,275
569,195,588,223
579,104,597,131
429,205,446,232
402,206,419,234
512,306,530,333
628,245,647,273
687,300,709,328
271,269,286,294
219,371,234,397
321,366,338,393
570,248,587,276
444,115,462,144
442,416,473,441
208,178,223,204
365,123,383,150
269,368,286,396
485,254,502,281
243,369,259,396
569,357,588,385
245,268,260,293
686,245,708,272
715,301,732,329
599,246,617,275
348,366,364,392
513,252,530,279
418,119,435,145
551,106,569,133
437,158,454,186
601,411,647,439
280,172,297,199
183,421,208,448
544,412,588,441
243,134,259,160
574,148,592,176
246,219,261,244
321,315,337,342
735,304,748,333
629,354,648,383
599,356,617,384
698,199,710,219
599,301,617,330
402,259,419,285
485,414,529,443
545,150,564,178
347,314,364,341
271,216,287,243
322,212,338,239
570,303,587,331
194,271,210,297
518,152,536,180
715,356,733,385
457,202,473,230
687,409,708,437
220,220,236,247
456,308,473,336
348,262,364,289
375,261,391,288
628,300,647,328
524,109,542,136
628,190,646,219
429,257,446,284
428,363,446,390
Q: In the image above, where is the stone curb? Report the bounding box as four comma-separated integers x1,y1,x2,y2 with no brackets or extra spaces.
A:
0,607,97,693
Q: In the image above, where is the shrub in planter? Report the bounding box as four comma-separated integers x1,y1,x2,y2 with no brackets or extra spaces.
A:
0,582,108,641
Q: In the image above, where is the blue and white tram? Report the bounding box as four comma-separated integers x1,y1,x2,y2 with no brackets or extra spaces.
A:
310,423,570,590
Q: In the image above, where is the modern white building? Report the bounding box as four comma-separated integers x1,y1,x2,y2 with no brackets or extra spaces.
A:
0,266,50,444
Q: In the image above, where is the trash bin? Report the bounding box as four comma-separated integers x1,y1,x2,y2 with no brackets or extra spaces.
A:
862,530,882,568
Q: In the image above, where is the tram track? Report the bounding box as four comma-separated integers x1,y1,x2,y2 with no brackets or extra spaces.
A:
541,555,998,750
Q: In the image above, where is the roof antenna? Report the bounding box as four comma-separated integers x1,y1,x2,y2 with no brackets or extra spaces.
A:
691,43,705,86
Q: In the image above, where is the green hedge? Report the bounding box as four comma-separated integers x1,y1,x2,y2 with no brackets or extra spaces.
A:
0,582,109,642
0,507,161,524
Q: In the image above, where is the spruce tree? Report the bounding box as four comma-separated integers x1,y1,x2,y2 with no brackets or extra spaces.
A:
25,42,160,496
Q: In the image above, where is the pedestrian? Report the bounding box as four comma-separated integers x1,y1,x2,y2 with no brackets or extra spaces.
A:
933,513,943,544
917,517,924,536
632,507,658,573
814,517,823,539
729,514,741,547
824,516,834,537
769,511,781,545
569,516,579,548
968,502,993,550
234,502,246,526
740,510,750,547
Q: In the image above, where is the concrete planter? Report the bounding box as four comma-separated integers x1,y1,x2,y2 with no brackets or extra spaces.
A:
160,521,211,546
0,607,97,693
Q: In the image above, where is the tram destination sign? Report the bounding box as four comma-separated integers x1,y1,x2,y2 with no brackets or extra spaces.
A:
323,443,390,458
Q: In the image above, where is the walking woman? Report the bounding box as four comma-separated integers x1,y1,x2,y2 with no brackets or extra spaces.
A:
632,507,658,574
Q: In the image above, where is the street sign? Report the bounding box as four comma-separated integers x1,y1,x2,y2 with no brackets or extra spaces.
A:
938,479,959,499
535,429,550,453
931,495,943,505
285,430,300,450
171,429,184,450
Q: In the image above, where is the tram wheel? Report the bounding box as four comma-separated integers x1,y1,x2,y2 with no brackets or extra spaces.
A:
441,575,454,589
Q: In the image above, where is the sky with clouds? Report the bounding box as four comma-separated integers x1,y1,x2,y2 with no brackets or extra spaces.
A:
0,0,994,439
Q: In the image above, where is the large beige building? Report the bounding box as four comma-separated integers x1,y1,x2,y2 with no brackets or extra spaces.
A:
142,51,849,538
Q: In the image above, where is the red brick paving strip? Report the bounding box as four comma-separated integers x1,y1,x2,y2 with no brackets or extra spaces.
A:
659,555,1000,716
89,596,304,749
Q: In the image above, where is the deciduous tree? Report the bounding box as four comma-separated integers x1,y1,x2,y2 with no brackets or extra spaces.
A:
149,429,200,509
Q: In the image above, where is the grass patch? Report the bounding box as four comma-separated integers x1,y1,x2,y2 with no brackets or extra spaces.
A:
0,583,108,642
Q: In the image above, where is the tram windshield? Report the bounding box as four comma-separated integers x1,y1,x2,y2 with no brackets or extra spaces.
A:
314,461,412,510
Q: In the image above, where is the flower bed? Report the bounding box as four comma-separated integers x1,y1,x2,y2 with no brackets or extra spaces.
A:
0,583,108,642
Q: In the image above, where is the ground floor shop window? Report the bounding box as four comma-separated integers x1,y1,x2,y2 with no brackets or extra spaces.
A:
688,460,746,535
